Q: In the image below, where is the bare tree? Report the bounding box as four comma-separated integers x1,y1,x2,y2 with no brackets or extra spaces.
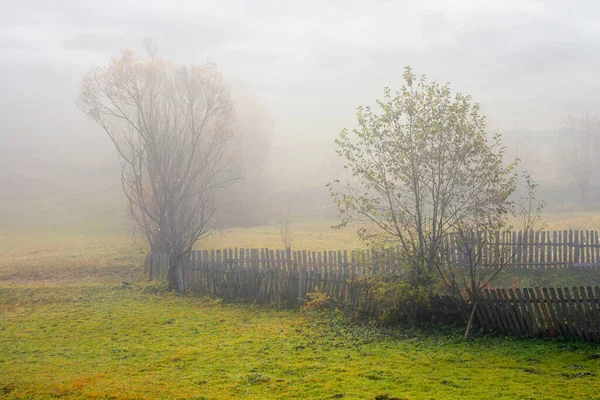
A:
277,206,295,250
559,114,600,205
78,49,238,290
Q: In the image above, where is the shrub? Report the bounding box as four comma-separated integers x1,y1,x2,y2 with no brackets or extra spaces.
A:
350,274,431,325
301,287,331,311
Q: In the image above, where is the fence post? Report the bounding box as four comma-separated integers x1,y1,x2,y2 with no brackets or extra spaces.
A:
250,249,259,299
298,262,305,305
371,249,379,275
177,258,185,292
574,230,580,266
146,253,152,280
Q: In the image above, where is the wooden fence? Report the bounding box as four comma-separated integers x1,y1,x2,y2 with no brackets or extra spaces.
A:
147,230,600,282
148,248,384,308
453,229,600,269
145,229,600,341
473,287,600,341
147,255,600,341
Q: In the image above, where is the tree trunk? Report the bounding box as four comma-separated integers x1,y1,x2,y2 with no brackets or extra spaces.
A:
167,261,185,291
464,302,478,340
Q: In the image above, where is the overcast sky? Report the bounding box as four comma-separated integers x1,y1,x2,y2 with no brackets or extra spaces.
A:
2,0,600,162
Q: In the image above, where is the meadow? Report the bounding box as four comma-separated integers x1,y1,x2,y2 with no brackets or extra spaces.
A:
3,284,600,399
2,213,600,399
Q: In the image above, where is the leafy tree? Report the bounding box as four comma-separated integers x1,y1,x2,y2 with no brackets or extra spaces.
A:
329,67,543,311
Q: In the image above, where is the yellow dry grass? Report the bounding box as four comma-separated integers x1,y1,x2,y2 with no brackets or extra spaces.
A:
199,219,360,251
2,212,600,285
0,230,145,284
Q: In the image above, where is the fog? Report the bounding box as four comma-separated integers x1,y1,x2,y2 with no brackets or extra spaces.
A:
2,0,600,231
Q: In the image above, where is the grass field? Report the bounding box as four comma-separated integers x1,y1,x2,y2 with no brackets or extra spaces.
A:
2,213,600,399
202,213,600,250
2,284,600,400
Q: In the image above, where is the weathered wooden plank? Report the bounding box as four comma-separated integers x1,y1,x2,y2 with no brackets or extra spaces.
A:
562,287,583,339
586,231,591,264
548,288,570,336
569,230,575,266
190,250,197,293
481,231,488,266
506,288,526,335
534,231,540,267
579,286,596,341
484,289,508,334
552,231,558,266
475,298,492,332
516,231,523,265
534,287,554,336
269,249,276,303
554,287,572,336
545,287,564,336
297,259,304,305
522,288,541,336
274,254,281,306
594,231,600,262
342,250,349,305
588,286,600,339
220,249,228,297
499,289,522,335
527,229,534,267
540,231,546,265
334,250,341,301
564,230,570,267
556,231,562,267
493,231,501,267
510,231,516,266
496,288,516,334
576,231,582,265
571,286,591,341
514,288,534,335
307,258,314,298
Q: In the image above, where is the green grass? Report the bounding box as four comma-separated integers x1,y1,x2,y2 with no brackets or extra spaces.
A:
492,268,600,288
3,214,600,399
1,284,599,400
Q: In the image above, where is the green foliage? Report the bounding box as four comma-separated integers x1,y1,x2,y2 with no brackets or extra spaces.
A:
353,274,431,325
301,287,332,311
140,280,170,295
330,66,517,243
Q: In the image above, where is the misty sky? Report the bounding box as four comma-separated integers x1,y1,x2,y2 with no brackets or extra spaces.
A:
1,0,600,168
